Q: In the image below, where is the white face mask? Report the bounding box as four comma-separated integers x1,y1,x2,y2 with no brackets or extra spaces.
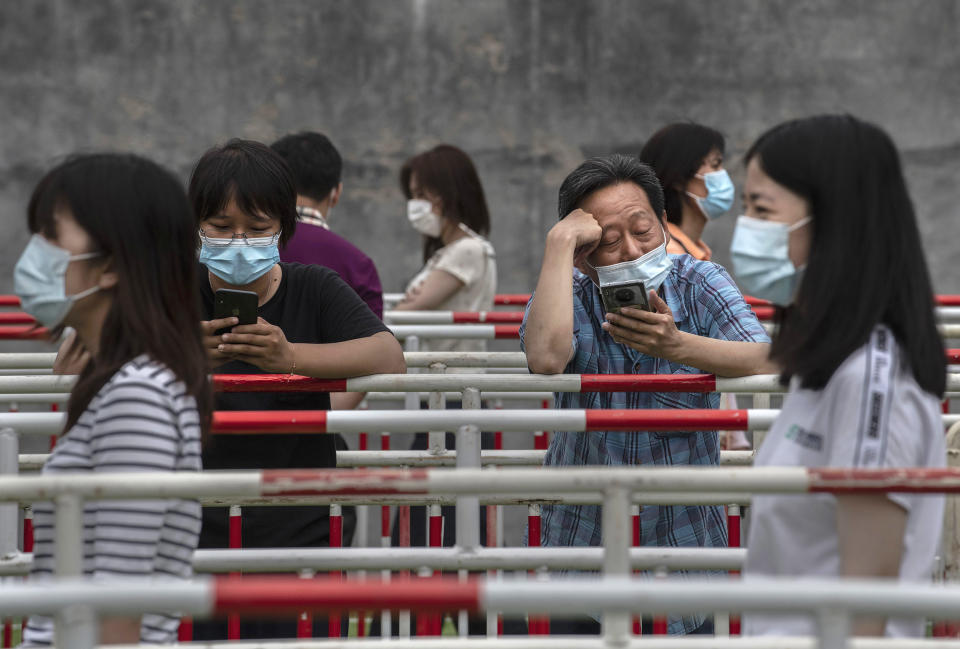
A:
729,215,812,305
407,199,443,238
14,235,103,328
587,225,673,293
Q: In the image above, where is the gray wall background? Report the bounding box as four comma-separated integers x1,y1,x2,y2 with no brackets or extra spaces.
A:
1,0,958,304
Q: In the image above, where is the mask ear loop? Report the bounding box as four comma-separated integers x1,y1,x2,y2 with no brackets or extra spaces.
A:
787,217,813,233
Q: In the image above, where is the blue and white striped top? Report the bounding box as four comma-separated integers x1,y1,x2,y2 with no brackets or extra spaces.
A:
22,355,202,646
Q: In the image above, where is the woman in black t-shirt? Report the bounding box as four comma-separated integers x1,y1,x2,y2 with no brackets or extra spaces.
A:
188,139,405,639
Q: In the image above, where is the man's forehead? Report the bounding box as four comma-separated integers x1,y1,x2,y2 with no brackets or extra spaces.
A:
580,182,654,219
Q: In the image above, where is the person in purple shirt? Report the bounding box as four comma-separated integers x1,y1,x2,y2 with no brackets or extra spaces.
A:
271,131,384,318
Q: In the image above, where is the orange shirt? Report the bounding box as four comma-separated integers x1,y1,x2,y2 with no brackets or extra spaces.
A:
666,221,712,261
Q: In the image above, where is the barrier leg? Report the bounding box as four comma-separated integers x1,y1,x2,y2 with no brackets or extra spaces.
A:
417,504,443,637
356,426,369,638
818,608,850,649
417,369,447,637
380,432,392,638
0,432,17,649
728,503,742,635
227,505,242,640
399,335,418,639
602,485,631,645
54,493,96,649
527,504,548,635
398,499,411,638
0,431,19,556
455,387,482,637
328,504,343,638
485,481,500,637
631,504,642,636
652,566,668,635
20,506,34,645
489,397,504,636
49,403,57,452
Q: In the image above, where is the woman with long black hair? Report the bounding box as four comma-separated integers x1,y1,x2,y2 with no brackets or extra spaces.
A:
15,154,211,645
736,115,946,638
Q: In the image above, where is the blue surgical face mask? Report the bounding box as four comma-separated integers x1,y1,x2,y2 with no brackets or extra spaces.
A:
588,225,673,293
14,235,103,328
687,169,735,220
729,215,811,305
198,231,280,286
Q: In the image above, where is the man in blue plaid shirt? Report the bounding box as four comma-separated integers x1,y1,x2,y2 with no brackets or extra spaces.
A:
520,154,771,635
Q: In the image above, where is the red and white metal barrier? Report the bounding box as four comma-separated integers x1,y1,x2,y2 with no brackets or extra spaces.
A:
383,293,532,307
386,311,525,324
3,371,960,396
10,322,959,340
9,575,960,646
0,546,748,578
6,407,960,438
381,293,960,309
385,306,960,325
4,466,960,502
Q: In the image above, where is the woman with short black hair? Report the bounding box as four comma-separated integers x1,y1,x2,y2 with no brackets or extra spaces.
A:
737,114,946,638
640,122,733,261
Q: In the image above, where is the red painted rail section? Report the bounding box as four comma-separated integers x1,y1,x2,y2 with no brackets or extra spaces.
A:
213,576,480,616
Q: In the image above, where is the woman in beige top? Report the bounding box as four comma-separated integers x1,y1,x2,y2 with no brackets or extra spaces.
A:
640,122,734,261
396,144,497,354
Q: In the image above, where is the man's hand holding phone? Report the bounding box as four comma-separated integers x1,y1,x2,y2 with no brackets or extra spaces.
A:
218,317,296,373
601,289,684,358
201,317,239,369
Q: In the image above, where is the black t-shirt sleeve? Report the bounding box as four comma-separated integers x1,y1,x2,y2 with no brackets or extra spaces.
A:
314,266,391,343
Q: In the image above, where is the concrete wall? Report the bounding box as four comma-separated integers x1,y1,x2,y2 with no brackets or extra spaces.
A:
1,0,958,303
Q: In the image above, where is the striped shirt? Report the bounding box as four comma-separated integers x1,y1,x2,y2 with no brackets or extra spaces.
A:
520,255,769,634
22,356,202,646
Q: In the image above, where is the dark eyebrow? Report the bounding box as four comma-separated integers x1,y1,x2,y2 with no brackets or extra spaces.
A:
745,191,773,203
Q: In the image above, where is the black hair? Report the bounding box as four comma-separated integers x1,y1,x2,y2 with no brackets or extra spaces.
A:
639,122,725,226
270,132,342,202
557,154,664,221
746,114,945,396
188,139,298,246
27,153,213,437
400,145,491,264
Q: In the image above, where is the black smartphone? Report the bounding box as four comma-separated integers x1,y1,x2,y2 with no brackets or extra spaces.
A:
213,289,258,335
599,280,652,315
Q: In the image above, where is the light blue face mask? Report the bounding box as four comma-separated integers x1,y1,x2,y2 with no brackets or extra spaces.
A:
14,235,103,328
687,169,735,220
588,225,673,293
729,215,811,305
198,231,281,286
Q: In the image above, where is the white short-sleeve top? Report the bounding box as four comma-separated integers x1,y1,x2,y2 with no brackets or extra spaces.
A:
744,325,945,638
405,228,497,355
